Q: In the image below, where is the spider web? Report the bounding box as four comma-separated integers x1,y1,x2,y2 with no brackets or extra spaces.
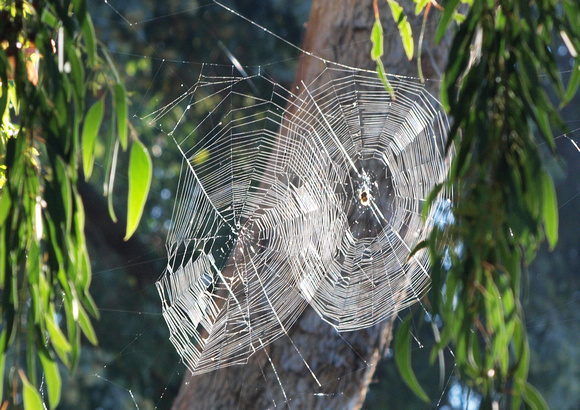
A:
149,62,452,376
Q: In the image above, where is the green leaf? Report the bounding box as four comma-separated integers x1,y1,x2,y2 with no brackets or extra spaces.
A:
523,381,549,410
422,182,443,222
107,140,120,223
387,0,414,60
114,83,128,151
125,140,152,240
45,311,72,354
0,226,7,297
62,293,79,374
78,245,92,291
563,0,580,33
102,115,118,221
541,170,558,250
66,42,85,113
0,331,6,401
101,47,120,83
408,239,427,261
40,8,58,28
376,60,395,100
26,312,37,387
55,157,73,233
81,13,97,66
82,98,104,180
435,0,461,43
395,315,430,402
78,304,98,345
512,318,530,402
38,347,62,409
73,0,87,22
562,60,580,106
0,187,12,227
0,54,9,116
19,369,44,410
532,105,555,152
370,17,395,98
416,7,429,82
414,0,429,15
370,18,384,61
452,11,466,23
81,290,100,319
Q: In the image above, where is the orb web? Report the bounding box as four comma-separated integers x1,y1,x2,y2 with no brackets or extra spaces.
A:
153,62,452,376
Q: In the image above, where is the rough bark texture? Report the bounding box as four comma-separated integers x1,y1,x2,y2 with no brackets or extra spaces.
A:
172,1,450,409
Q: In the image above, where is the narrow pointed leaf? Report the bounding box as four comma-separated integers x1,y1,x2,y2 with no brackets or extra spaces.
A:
435,0,461,43
371,17,395,99
414,0,429,15
114,83,128,151
78,305,98,345
45,312,72,353
541,171,558,250
0,331,6,401
371,18,384,61
82,98,104,180
39,347,62,409
107,139,120,222
387,0,414,60
125,140,152,240
523,382,549,410
0,187,12,226
376,60,395,100
19,370,44,410
81,13,97,66
563,61,580,105
395,315,430,402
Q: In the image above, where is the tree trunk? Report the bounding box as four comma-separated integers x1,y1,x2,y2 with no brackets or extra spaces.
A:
172,1,450,408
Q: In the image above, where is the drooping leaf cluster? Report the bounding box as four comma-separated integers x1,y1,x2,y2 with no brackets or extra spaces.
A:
0,1,152,408
380,0,579,408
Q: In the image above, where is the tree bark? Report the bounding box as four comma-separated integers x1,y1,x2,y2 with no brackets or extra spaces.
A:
172,1,450,408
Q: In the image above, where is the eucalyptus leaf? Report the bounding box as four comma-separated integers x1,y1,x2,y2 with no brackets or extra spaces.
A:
387,0,414,60
523,381,549,410
66,41,85,113
19,370,45,410
55,157,73,234
39,347,62,409
45,312,72,354
541,170,558,250
125,140,152,240
107,139,120,223
82,98,105,180
421,182,443,222
114,83,128,151
395,315,430,402
414,0,429,15
376,60,395,99
73,0,87,21
370,18,383,61
435,0,461,43
78,304,98,345
370,17,395,99
0,186,12,227
562,61,580,106
81,13,97,66
0,340,5,403
0,54,8,116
